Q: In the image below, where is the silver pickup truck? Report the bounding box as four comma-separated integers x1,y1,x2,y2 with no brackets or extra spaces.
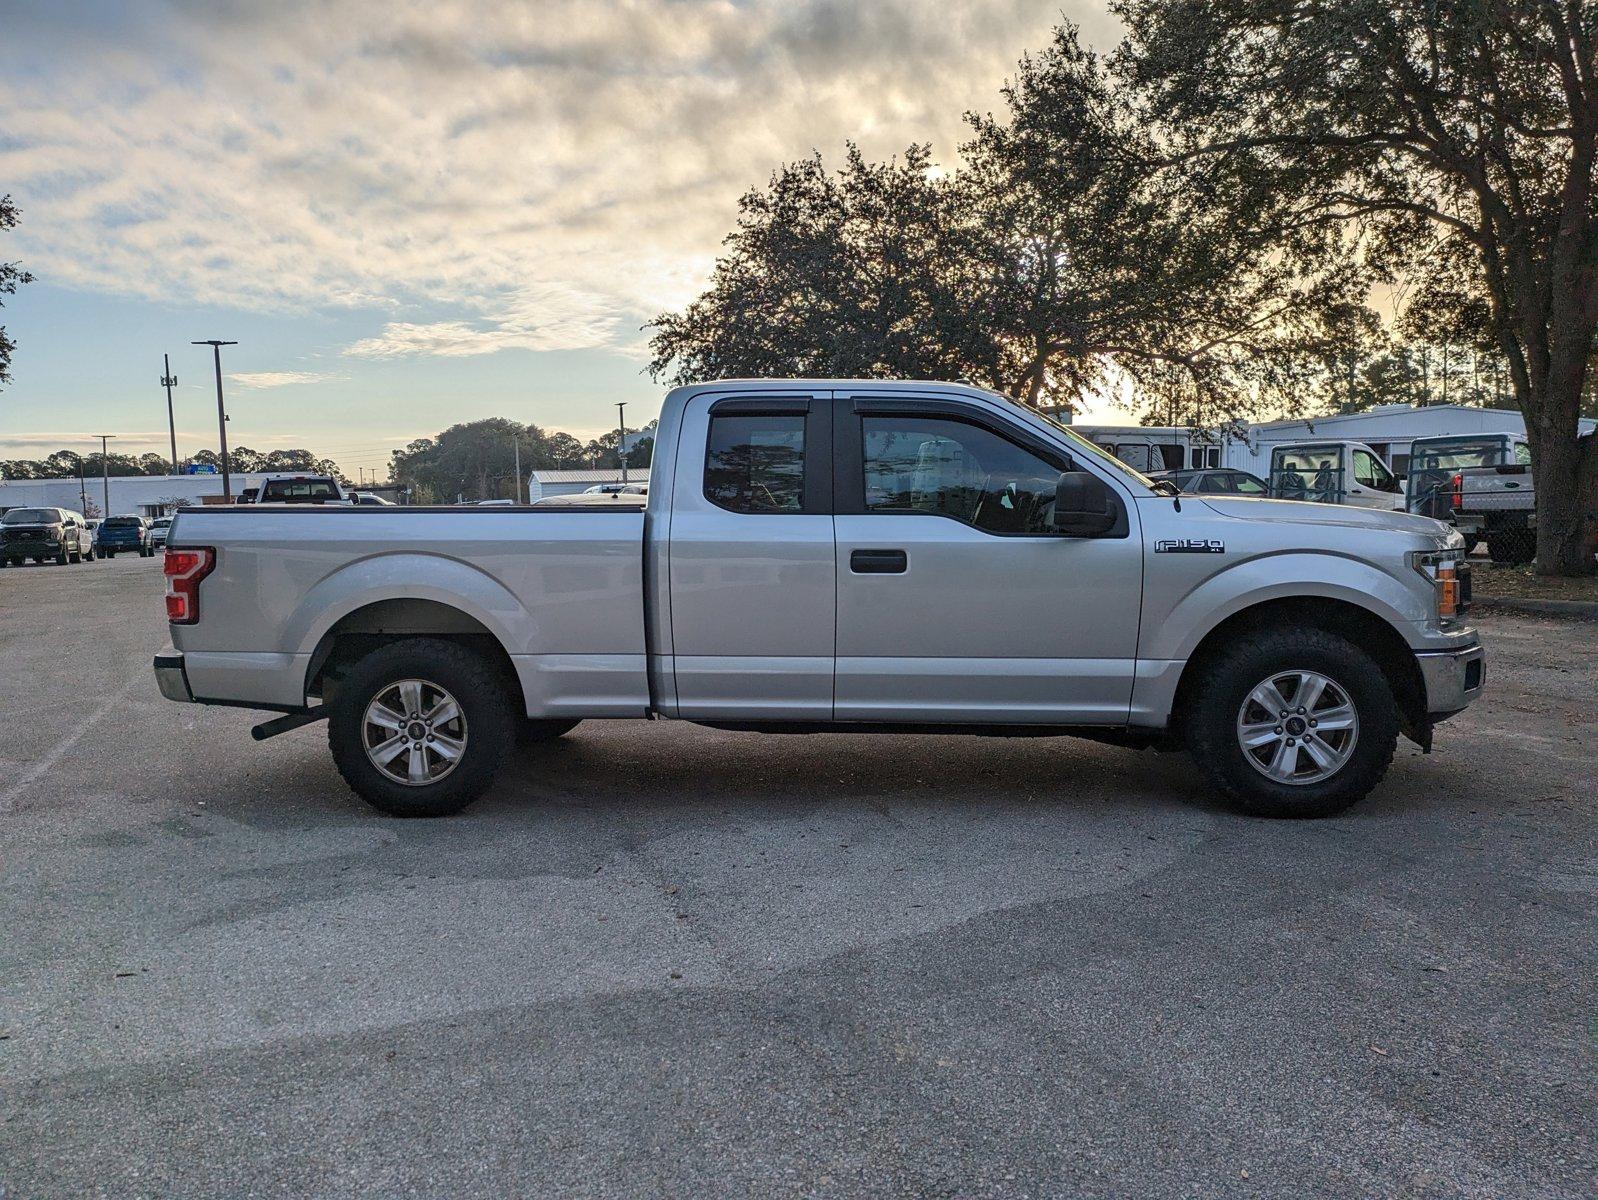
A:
154,380,1484,820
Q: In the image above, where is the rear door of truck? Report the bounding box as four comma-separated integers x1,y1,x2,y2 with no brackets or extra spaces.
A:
664,387,836,719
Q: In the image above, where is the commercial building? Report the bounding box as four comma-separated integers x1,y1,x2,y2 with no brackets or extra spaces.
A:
528,468,650,502
0,471,274,519
1076,403,1598,476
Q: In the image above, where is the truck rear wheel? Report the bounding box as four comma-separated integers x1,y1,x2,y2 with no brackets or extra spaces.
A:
1183,627,1398,818
328,638,515,817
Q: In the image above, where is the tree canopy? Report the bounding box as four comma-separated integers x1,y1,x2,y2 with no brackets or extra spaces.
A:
0,194,33,392
649,9,1598,573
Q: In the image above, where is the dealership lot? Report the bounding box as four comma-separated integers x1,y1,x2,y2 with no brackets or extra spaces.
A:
1,558,1594,1198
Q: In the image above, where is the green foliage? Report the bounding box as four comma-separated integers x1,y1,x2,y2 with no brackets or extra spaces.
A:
386,417,650,503
1115,0,1598,571
0,194,33,391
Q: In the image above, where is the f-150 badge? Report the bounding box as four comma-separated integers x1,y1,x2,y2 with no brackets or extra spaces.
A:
1155,538,1225,554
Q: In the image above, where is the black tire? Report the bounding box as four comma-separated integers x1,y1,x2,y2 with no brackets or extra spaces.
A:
1487,528,1534,564
55,546,69,565
105,550,115,558
328,638,515,818
1183,626,1399,819
517,717,581,747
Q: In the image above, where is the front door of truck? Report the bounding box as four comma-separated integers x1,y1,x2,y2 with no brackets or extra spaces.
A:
831,395,1143,724
666,390,835,719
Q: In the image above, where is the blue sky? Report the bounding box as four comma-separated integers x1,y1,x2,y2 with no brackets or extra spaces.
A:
0,0,1121,476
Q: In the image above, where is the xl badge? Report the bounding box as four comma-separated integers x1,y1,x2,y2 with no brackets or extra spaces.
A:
1155,538,1225,554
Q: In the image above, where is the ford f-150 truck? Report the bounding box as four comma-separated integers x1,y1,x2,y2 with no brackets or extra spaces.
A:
153,380,1483,820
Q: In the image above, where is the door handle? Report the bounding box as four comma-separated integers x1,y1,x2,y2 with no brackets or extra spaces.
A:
850,549,908,574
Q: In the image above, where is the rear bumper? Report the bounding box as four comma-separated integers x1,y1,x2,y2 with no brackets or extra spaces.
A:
1416,642,1485,717
154,650,195,702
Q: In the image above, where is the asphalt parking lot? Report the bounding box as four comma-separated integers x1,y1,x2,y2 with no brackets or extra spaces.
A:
1,555,1594,1199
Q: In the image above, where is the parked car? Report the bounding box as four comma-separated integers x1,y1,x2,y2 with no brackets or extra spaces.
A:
1267,441,1406,509
352,492,395,506
255,474,351,505
581,482,648,496
95,514,155,558
1149,468,1269,496
0,506,97,565
148,517,174,549
154,379,1482,822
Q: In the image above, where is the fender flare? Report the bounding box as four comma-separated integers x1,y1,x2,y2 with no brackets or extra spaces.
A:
285,552,535,667
1148,551,1425,663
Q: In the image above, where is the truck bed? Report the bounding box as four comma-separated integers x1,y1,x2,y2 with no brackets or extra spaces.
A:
165,504,649,715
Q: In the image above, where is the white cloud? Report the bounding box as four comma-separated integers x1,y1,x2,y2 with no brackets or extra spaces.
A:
0,1,1118,360
227,371,333,388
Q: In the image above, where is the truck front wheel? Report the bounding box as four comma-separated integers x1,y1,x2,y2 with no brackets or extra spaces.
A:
1183,627,1398,818
328,638,515,817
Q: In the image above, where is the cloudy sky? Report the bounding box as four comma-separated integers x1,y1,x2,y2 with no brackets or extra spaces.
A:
1,0,1119,476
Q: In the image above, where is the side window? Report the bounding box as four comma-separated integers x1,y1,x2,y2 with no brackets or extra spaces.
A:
1514,442,1532,466
704,414,806,513
1232,473,1268,495
861,415,1063,535
1353,450,1381,488
1157,443,1185,470
1114,443,1154,472
1198,473,1235,494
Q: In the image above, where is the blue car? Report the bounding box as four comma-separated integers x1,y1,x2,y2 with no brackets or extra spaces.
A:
95,514,155,558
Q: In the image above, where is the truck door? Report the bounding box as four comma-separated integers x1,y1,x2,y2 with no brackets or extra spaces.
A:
666,391,835,719
831,396,1142,724
1349,447,1404,510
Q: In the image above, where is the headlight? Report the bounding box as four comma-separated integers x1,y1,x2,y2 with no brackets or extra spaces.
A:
1409,549,1467,625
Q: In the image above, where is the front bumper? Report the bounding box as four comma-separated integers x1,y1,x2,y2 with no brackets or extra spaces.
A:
1416,641,1485,717
154,650,195,703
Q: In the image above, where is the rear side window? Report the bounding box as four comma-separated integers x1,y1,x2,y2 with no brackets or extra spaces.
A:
263,479,339,501
704,415,806,513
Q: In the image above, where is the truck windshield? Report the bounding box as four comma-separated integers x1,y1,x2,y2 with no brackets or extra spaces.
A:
1411,438,1508,470
2,508,58,524
1025,408,1157,488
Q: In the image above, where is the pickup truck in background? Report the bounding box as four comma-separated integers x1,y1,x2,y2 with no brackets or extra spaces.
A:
1405,433,1536,563
1266,441,1406,510
154,380,1484,821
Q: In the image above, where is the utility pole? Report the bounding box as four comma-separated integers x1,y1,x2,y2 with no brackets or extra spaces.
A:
616,402,628,484
73,451,88,512
94,435,115,517
160,354,180,474
192,340,238,500
512,435,523,504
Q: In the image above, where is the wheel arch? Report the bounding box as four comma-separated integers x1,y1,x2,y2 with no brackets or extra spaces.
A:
304,596,521,710
1169,597,1428,747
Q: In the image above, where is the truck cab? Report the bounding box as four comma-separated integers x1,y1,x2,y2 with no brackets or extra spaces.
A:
1267,441,1405,510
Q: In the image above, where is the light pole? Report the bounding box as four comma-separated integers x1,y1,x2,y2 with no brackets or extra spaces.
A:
511,434,523,504
94,434,115,517
616,401,628,484
70,450,88,513
192,340,237,500
160,354,180,474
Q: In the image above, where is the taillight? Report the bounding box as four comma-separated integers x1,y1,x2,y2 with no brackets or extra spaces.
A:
1450,472,1463,510
163,547,215,624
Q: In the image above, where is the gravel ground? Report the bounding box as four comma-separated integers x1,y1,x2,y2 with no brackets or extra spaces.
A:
1,555,1594,1199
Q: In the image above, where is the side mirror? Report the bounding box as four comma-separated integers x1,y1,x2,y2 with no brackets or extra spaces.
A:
1053,471,1118,536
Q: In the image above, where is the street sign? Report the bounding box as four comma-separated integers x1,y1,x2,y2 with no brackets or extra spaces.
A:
183,464,218,475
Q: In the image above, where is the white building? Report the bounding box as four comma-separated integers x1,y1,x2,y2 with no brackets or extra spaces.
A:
0,471,275,519
528,468,650,502
1077,404,1597,477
